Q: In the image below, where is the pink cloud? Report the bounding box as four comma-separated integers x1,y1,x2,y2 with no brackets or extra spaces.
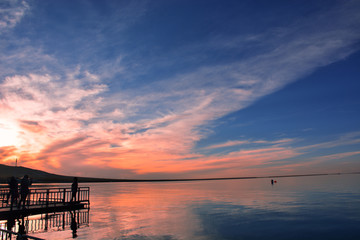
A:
203,140,250,150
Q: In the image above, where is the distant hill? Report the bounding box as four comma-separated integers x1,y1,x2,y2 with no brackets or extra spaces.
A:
0,164,120,183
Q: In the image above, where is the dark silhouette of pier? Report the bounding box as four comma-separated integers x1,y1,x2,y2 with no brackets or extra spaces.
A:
0,187,90,220
0,187,90,239
0,209,89,239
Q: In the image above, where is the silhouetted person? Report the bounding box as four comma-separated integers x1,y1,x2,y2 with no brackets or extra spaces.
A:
7,176,19,210
271,179,274,185
18,175,32,209
71,177,78,202
5,177,17,202
70,210,78,238
4,177,11,203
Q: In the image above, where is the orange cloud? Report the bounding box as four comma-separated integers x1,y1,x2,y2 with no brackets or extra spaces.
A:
19,120,46,133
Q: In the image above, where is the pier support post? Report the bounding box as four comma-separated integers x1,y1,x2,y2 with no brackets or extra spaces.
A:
63,188,66,203
46,189,49,207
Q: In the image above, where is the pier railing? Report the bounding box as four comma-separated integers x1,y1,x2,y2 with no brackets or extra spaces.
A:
0,187,90,209
0,228,45,240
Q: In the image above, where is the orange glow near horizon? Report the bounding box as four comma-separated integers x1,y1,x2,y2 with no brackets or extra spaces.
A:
2,123,360,179
1,74,360,179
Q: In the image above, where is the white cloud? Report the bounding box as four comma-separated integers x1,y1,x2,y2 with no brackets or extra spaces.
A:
0,72,107,153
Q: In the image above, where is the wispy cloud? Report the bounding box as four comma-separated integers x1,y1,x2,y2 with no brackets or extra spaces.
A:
0,0,28,31
311,151,360,163
298,131,360,151
204,139,294,150
111,0,360,136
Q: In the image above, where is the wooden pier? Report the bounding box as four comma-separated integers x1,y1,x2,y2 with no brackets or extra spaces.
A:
0,187,90,239
0,187,90,220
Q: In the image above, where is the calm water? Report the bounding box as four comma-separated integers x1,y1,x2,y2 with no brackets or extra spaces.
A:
8,174,360,239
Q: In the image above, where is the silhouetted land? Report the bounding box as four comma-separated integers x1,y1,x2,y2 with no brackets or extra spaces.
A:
0,163,359,184
0,164,119,183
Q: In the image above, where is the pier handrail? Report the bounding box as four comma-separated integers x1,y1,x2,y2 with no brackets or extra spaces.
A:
0,187,90,209
0,228,45,240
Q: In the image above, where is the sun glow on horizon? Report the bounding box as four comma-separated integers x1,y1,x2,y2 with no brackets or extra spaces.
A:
0,120,21,148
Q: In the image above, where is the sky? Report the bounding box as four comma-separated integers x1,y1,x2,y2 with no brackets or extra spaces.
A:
0,0,360,179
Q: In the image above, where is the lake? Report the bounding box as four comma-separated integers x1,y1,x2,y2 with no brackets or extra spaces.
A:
3,174,360,239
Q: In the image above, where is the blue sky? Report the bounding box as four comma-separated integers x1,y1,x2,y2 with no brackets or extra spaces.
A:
0,0,359,178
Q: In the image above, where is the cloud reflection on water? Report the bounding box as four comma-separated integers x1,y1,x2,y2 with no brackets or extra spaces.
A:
32,174,360,240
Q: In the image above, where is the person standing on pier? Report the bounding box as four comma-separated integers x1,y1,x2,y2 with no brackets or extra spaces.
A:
8,176,19,210
18,175,32,209
71,177,78,202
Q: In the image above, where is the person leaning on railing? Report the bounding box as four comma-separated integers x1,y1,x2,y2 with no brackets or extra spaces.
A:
18,175,32,209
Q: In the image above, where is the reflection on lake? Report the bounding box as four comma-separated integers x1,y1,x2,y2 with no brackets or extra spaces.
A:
28,174,360,239
0,209,89,239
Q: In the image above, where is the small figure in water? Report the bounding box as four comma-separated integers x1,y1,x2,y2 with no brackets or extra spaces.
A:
271,179,274,185
71,177,78,202
18,175,32,209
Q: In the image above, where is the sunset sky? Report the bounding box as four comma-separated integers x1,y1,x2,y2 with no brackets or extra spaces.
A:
1,0,360,179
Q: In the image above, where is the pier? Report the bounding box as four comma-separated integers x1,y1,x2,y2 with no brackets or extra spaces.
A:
0,187,90,239
0,187,90,220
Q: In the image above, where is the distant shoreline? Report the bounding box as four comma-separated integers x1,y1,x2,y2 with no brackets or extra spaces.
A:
3,172,359,185
106,172,360,183
1,163,359,184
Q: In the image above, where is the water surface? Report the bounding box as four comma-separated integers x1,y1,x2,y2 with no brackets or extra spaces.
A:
23,174,360,239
